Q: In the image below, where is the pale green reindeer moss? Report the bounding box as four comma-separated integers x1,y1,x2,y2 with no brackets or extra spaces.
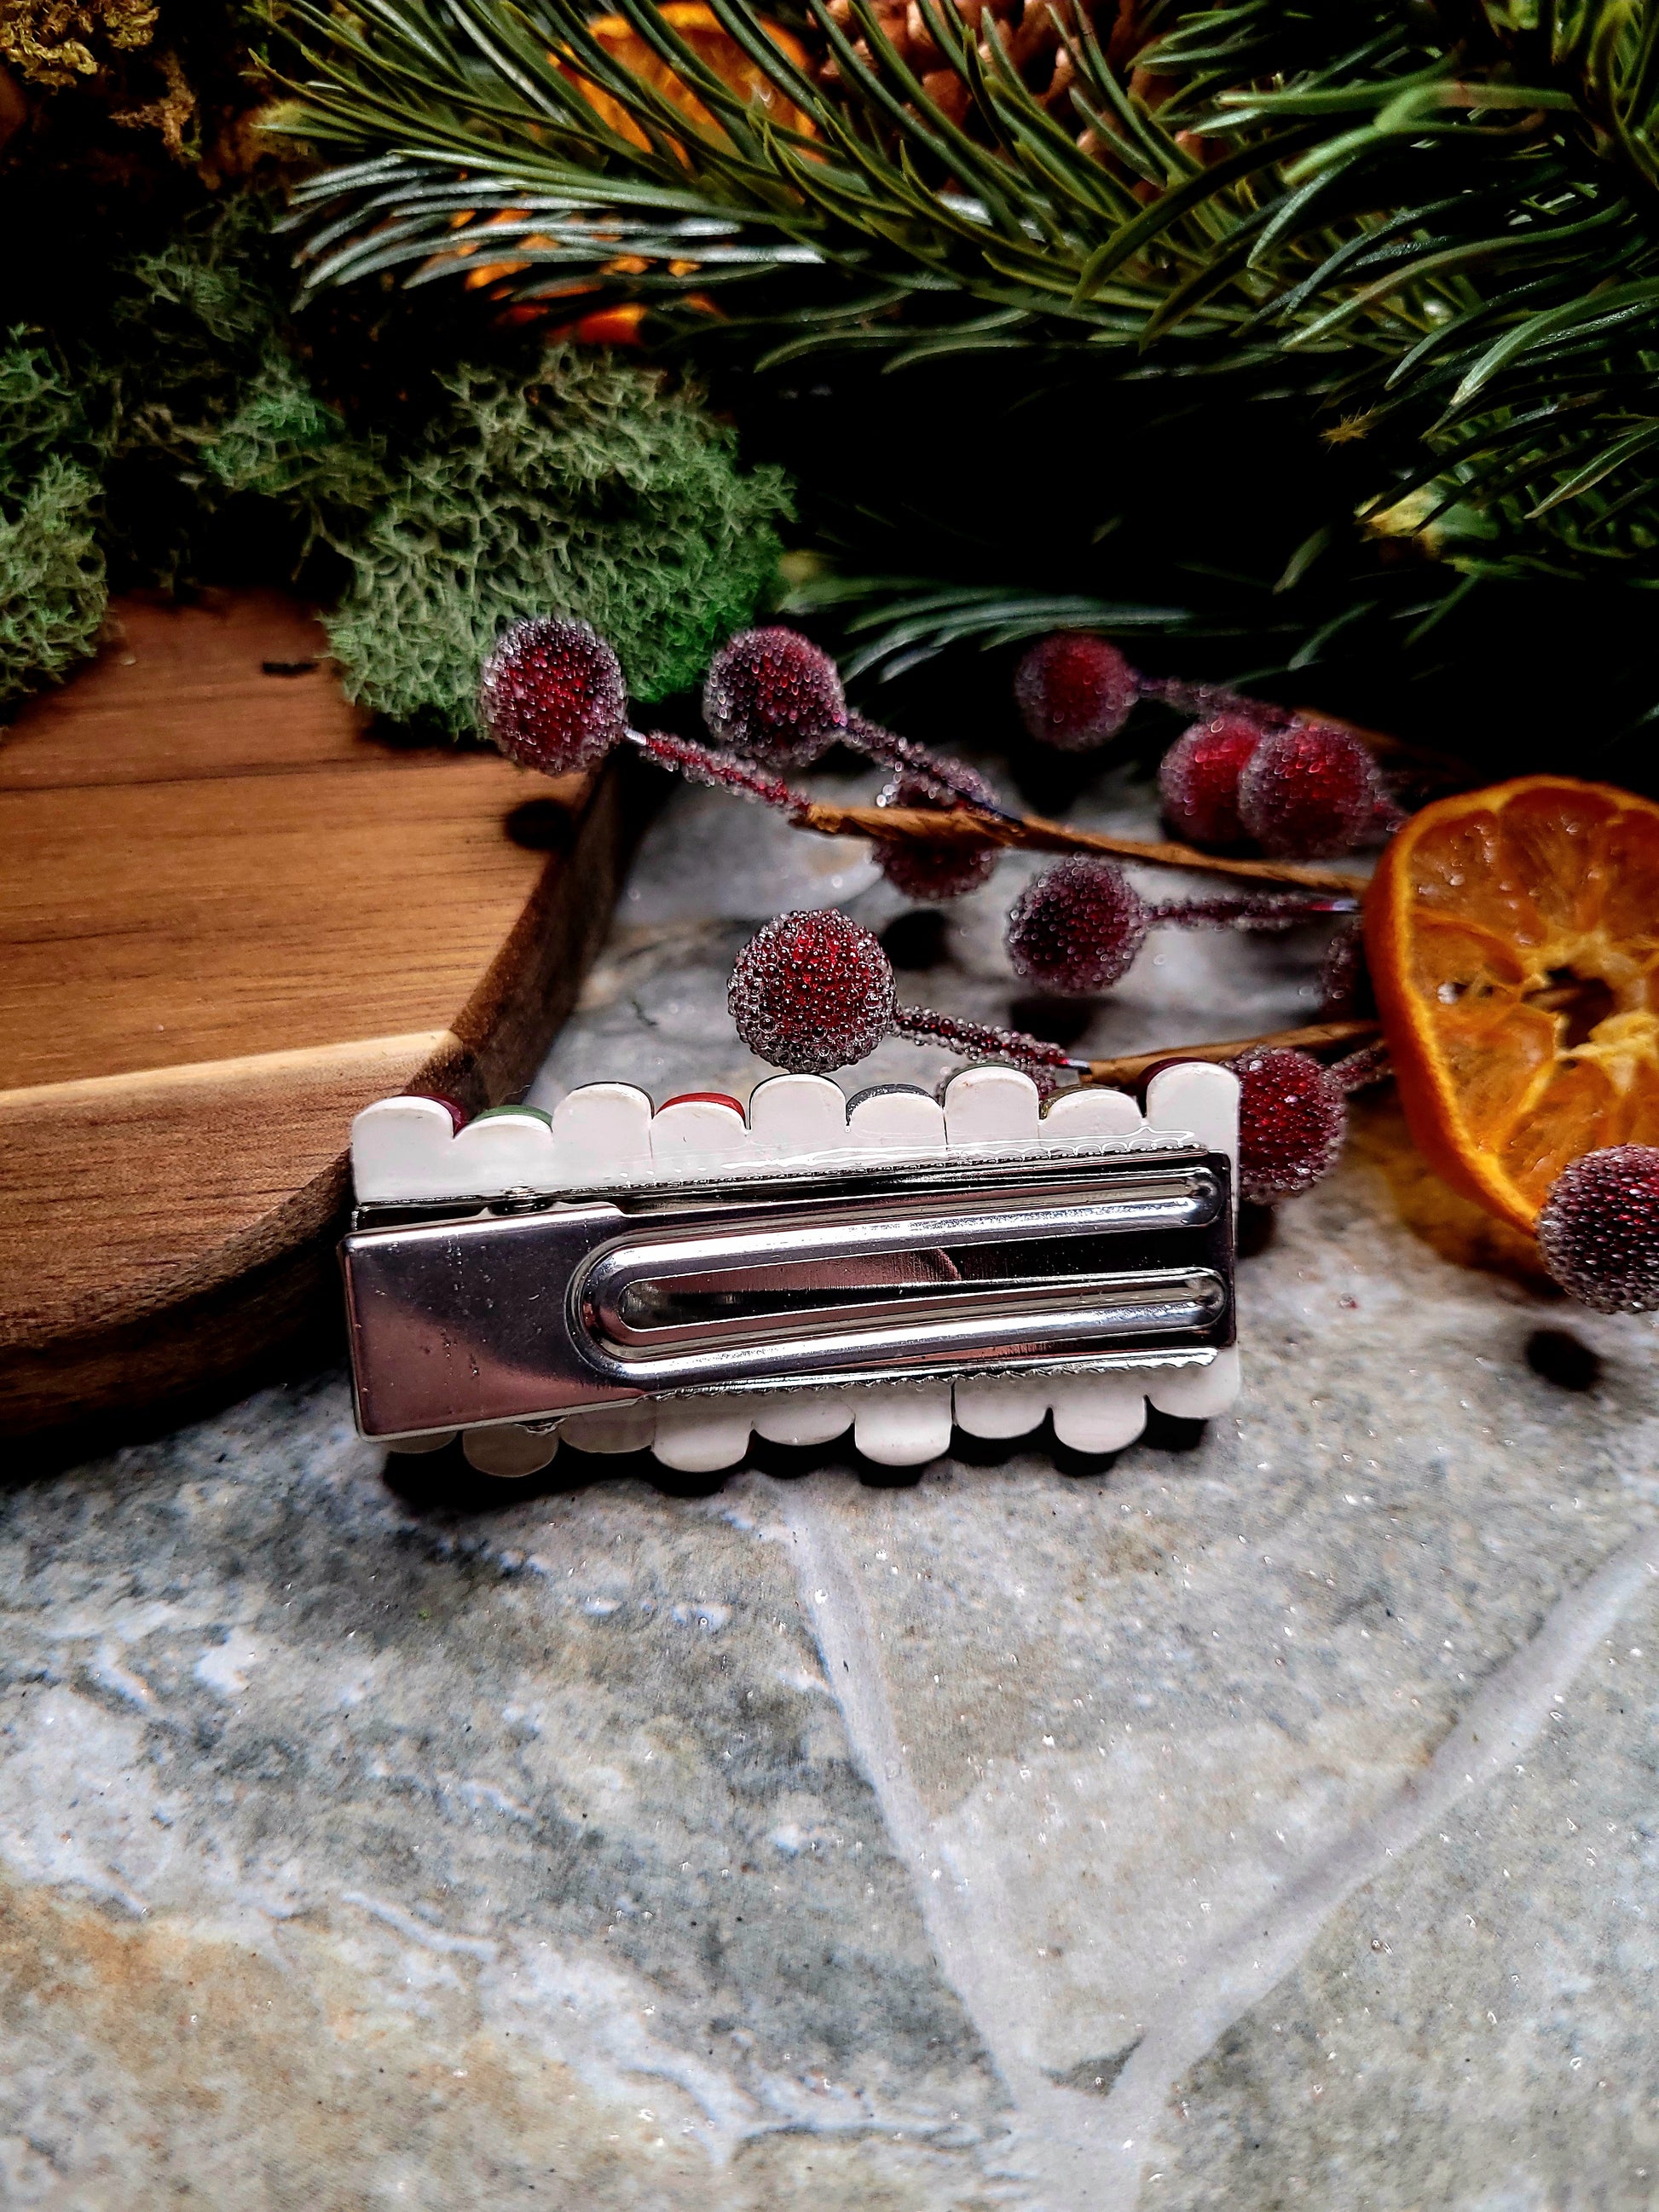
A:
0,343,107,705
2,201,790,724
324,350,790,728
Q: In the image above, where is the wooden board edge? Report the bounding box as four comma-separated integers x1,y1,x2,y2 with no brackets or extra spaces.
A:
454,754,638,1096
0,755,650,1445
0,1029,466,1358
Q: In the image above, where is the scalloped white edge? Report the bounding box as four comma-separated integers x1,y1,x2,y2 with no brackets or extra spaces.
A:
370,1062,1241,1475
351,1065,1215,1204
408,1349,1241,1480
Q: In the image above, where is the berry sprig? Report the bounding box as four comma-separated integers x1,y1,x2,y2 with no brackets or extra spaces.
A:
1538,1146,1659,1312
1013,634,1274,753
480,618,1013,899
873,765,1000,902
481,615,1367,901
725,900,1392,1127
1003,857,1357,996
1231,1039,1389,1204
728,909,1082,1080
706,629,1009,815
1018,633,1408,863
480,616,812,816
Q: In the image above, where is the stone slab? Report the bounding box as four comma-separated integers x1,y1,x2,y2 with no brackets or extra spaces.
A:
3,764,1655,2209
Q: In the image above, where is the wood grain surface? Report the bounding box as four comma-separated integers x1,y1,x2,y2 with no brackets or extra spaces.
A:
0,589,641,1447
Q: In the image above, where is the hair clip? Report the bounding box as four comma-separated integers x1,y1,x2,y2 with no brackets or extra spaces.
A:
339,1062,1240,1479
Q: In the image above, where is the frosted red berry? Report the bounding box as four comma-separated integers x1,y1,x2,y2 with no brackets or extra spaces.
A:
703,627,847,767
728,908,894,1073
1004,858,1151,994
1232,1047,1347,1202
1014,633,1139,753
1237,720,1380,859
1158,713,1264,848
477,616,627,775
876,765,1000,902
1536,1146,1659,1312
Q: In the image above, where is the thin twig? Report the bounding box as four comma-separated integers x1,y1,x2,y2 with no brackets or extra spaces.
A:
796,800,1368,897
1081,1017,1381,1086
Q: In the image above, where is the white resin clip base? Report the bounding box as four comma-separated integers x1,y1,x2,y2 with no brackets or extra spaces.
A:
366,1061,1241,1473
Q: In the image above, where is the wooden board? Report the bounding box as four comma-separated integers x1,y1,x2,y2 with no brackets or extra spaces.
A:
0,589,642,1448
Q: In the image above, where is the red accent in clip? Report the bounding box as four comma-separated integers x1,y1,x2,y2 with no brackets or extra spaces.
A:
659,1091,746,1116
408,1092,471,1132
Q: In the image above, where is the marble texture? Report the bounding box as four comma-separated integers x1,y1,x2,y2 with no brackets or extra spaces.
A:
3,758,1656,2211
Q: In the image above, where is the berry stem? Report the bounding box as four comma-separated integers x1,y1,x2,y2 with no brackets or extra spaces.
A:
1153,891,1361,927
797,799,1367,897
843,713,1020,819
1140,676,1290,730
1079,1018,1381,1087
891,1003,1082,1075
1330,1040,1392,1092
630,727,812,817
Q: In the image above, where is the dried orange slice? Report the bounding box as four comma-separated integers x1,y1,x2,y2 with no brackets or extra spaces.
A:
1366,775,1659,1233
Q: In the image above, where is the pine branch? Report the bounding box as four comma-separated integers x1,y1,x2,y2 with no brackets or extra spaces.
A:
269,0,1659,573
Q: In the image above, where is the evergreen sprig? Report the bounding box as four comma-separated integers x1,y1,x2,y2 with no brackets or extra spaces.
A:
274,0,1659,574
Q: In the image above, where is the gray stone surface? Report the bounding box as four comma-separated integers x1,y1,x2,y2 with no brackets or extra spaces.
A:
3,763,1656,2210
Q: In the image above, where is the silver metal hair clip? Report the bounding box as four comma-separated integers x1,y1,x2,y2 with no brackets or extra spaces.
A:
340,1063,1240,1477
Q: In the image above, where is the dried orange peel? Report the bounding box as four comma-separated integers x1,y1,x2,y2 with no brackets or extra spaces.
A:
1366,774,1659,1234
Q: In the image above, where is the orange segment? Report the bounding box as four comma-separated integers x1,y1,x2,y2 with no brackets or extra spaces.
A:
1367,774,1659,1233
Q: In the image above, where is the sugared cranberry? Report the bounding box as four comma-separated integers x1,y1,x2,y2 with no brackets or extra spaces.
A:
1014,633,1139,752
1537,1146,1659,1312
1158,713,1265,847
730,909,1079,1078
1232,1046,1347,1202
876,765,1000,902
703,627,847,766
1236,721,1380,859
478,616,627,774
728,909,894,1073
1004,858,1151,994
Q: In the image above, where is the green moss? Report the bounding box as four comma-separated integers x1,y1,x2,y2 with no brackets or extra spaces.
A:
323,348,792,730
0,456,107,707
90,199,307,588
0,199,791,722
0,341,107,707
108,204,278,361
0,338,91,485
200,350,396,554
